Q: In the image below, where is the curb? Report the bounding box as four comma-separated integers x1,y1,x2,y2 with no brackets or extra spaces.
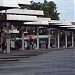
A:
0,58,19,62
36,47,75,51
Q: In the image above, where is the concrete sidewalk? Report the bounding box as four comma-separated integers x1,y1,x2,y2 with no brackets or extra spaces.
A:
0,47,74,62
0,47,75,56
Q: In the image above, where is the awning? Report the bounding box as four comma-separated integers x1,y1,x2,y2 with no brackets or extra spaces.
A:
25,35,36,40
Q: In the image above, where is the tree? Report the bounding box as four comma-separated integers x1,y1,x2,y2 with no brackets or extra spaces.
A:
30,1,42,10
42,0,60,20
19,0,60,20
30,0,60,20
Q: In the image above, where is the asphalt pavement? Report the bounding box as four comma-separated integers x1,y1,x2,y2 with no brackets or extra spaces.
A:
0,48,75,75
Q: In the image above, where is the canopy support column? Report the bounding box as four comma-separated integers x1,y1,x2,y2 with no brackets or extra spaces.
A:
6,23,10,53
5,10,10,53
6,35,10,53
65,31,67,48
57,30,60,48
22,31,24,51
14,34,16,49
37,27,39,49
72,32,74,47
48,28,50,48
1,33,3,52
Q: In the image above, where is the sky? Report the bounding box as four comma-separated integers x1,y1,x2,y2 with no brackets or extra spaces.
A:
31,0,75,22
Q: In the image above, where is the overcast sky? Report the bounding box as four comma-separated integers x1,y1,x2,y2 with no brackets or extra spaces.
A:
32,0,75,22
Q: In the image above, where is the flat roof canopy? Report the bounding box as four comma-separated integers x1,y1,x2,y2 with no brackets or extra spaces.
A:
23,17,50,26
0,0,19,10
59,25,75,30
49,20,64,24
48,21,66,29
48,20,68,28
0,14,37,22
0,9,44,16
18,0,31,5
68,28,75,30
0,0,31,10
24,21,49,25
49,21,71,26
60,25,75,28
7,17,50,26
37,17,51,21
48,20,75,31
0,7,18,10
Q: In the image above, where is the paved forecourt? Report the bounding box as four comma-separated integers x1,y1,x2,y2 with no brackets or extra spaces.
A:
0,48,75,75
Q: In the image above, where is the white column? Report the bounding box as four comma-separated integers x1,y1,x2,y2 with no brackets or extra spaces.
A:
22,31,24,50
6,36,10,53
57,30,60,48
6,23,10,53
55,38,56,47
65,31,67,48
72,32,74,47
37,27,39,49
1,33,3,51
14,34,16,49
11,25,14,30
5,10,10,53
48,28,50,48
1,33,3,43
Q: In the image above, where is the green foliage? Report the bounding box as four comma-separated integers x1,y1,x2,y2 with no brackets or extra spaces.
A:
30,1,42,10
19,0,60,20
30,0,60,20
